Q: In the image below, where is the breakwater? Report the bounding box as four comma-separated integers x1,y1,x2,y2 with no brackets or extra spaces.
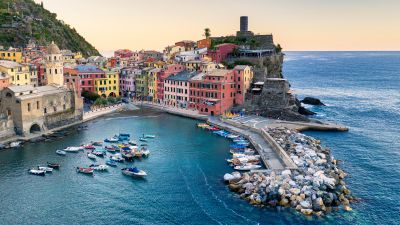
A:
224,127,354,216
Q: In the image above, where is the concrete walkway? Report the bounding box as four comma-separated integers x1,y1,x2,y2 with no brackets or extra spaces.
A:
208,117,285,170
231,115,348,132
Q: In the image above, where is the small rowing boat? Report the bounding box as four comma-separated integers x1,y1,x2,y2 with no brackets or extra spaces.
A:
56,150,66,155
47,162,60,169
82,144,96,150
91,141,103,146
92,151,105,157
76,167,94,174
139,137,147,142
106,160,117,167
104,137,119,143
87,152,97,160
234,164,261,171
89,164,109,171
144,134,156,139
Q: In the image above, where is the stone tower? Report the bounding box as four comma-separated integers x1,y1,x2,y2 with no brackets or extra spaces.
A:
45,41,64,86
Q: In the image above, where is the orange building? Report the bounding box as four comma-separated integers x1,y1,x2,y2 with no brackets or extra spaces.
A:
0,72,10,90
197,38,211,49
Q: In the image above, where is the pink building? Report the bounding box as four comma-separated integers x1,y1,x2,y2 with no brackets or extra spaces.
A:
64,65,105,94
207,43,237,63
164,70,196,108
114,49,133,58
120,67,141,97
64,73,82,97
0,72,10,90
157,64,185,101
189,69,236,116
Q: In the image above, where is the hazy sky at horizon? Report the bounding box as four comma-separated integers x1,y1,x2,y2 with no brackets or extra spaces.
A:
35,0,400,54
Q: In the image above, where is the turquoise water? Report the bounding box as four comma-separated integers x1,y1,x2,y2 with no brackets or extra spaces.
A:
0,52,399,225
283,51,400,225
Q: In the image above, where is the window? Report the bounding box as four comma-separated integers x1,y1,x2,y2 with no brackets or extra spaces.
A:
37,101,40,109
54,107,57,112
44,108,47,113
27,103,31,112
63,104,66,110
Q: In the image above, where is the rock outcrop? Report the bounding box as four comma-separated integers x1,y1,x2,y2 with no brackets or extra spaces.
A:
301,97,326,106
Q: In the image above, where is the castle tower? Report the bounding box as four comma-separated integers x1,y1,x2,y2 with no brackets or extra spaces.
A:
240,16,248,32
45,41,64,86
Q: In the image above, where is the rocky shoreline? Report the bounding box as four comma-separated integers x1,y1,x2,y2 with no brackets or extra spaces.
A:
224,127,355,216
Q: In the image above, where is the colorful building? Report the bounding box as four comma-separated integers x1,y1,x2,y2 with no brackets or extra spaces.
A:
156,64,185,102
189,69,236,115
0,72,10,90
0,48,23,63
120,67,140,98
114,49,133,58
96,69,119,97
148,68,161,102
207,43,237,63
233,65,253,105
197,38,211,49
0,60,31,86
135,67,151,100
164,70,196,108
64,65,105,94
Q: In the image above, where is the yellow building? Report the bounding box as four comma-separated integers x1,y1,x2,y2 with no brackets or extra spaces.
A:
95,69,119,97
148,68,161,102
0,49,22,63
184,60,202,71
0,60,31,86
74,52,83,60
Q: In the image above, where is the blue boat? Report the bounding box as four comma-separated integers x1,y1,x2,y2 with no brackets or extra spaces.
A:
139,137,147,142
104,137,119,143
106,160,117,167
119,133,130,137
230,144,247,149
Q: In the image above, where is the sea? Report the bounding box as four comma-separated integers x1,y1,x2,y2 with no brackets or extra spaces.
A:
0,52,399,225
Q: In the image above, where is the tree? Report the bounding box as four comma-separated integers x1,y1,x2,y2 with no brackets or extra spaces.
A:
275,44,282,53
81,91,100,102
94,98,107,106
204,28,211,39
107,96,116,104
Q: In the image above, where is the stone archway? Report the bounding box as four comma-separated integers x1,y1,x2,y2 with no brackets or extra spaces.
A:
29,123,41,133
109,92,116,97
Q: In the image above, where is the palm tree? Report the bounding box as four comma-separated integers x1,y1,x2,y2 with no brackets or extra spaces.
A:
204,28,211,39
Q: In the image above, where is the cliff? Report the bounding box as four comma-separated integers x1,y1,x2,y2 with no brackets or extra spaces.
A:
0,0,100,57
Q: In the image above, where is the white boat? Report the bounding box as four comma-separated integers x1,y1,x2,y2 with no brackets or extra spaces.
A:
28,169,46,176
10,141,21,148
121,167,147,177
56,150,67,155
110,153,124,162
89,164,109,171
141,149,150,157
232,153,260,159
128,140,137,146
38,166,53,172
87,152,97,160
234,165,262,171
227,134,240,139
144,134,156,138
64,146,82,152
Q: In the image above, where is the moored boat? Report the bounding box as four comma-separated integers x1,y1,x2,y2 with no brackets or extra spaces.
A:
92,151,105,157
105,145,116,152
234,164,261,171
38,166,53,172
47,162,60,169
91,141,103,146
144,134,156,138
56,150,66,155
87,152,97,160
119,133,130,137
104,137,119,143
106,160,117,167
76,167,94,174
110,154,124,162
89,164,109,171
121,167,147,178
28,169,46,176
128,140,137,146
82,144,96,150
64,146,82,152
139,137,147,142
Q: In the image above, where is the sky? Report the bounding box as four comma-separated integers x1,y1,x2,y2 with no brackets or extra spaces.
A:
35,0,400,55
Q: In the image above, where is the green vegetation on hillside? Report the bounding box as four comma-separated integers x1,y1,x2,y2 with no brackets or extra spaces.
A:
0,0,100,56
